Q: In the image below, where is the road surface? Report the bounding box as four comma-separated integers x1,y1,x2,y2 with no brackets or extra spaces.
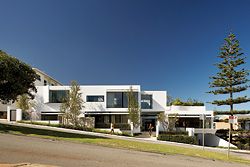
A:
0,133,248,167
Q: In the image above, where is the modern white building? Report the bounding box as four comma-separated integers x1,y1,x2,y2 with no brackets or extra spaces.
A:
166,105,214,128
1,68,215,131
34,85,166,130
33,68,63,86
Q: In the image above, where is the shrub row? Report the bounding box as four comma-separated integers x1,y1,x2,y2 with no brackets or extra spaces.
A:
18,121,132,137
159,131,188,135
214,110,250,115
158,134,198,145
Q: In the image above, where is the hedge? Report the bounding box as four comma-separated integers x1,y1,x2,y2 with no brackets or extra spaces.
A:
158,134,198,145
159,131,188,135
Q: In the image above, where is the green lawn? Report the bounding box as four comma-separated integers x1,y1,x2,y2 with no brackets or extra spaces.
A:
0,123,249,165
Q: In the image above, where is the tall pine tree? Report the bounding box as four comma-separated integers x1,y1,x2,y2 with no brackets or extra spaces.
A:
208,33,250,115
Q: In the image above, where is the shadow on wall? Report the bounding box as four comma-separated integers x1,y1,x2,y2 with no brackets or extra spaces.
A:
197,133,237,148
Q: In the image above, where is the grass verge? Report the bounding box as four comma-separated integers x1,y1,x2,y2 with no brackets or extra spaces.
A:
0,123,249,165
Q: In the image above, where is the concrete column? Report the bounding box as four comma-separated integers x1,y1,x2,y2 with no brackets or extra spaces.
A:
211,116,214,129
16,109,22,121
7,106,10,122
130,122,134,136
156,120,160,138
186,128,194,136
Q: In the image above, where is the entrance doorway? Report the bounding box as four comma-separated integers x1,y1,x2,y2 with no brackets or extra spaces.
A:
10,110,16,121
142,118,156,132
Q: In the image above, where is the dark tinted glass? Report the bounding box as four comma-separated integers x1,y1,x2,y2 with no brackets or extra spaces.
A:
87,96,104,102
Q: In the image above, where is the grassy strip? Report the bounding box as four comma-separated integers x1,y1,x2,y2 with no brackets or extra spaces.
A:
0,123,249,165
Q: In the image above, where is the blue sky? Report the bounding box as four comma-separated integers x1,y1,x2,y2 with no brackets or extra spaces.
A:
1,0,250,111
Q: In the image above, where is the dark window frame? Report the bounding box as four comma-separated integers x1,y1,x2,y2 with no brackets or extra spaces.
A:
107,92,138,108
37,75,41,81
141,94,153,109
86,95,104,102
49,90,69,103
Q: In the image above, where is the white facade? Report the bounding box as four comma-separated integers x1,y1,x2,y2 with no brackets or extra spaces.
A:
0,67,216,131
165,105,214,128
34,85,166,129
33,68,63,86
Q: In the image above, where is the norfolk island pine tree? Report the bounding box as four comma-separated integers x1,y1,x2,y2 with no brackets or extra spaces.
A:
208,33,250,140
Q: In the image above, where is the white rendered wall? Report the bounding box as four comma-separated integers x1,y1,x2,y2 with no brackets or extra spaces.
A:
35,85,141,114
166,105,213,116
33,85,167,118
16,109,22,121
141,91,166,112
82,85,140,113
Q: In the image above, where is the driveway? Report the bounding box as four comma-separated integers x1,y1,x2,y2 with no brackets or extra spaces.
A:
0,133,248,167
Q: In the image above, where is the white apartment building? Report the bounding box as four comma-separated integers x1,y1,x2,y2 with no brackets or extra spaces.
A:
0,68,166,130
35,85,166,130
1,68,214,131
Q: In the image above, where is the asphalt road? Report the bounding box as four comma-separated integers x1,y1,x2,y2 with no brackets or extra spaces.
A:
0,133,248,167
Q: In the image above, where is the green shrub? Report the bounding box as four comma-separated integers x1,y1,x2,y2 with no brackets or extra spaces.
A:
159,131,188,135
171,98,204,106
158,134,198,145
18,121,132,137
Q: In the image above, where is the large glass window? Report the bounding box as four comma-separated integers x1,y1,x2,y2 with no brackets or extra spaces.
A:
141,94,153,109
87,96,104,102
49,90,69,103
107,92,138,108
107,92,123,108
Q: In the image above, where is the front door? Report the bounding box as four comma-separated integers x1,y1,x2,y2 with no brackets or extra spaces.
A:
10,110,16,121
142,118,156,132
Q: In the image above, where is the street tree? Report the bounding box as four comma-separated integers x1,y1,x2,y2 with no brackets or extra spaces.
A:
0,50,38,103
167,114,179,131
157,113,168,131
166,94,173,106
16,94,36,120
208,33,250,115
127,86,140,130
60,81,84,127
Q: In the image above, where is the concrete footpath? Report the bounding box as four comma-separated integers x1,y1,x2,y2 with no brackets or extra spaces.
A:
0,121,249,160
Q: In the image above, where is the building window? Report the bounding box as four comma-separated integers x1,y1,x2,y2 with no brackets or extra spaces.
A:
49,90,69,103
41,114,58,120
37,75,41,81
86,96,104,102
44,80,47,86
0,111,7,119
141,94,153,109
107,92,138,108
107,92,122,108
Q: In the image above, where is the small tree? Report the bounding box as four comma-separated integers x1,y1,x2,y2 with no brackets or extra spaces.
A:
127,86,140,129
60,81,84,127
167,94,173,106
168,114,179,131
171,98,183,106
16,94,36,121
157,113,168,131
